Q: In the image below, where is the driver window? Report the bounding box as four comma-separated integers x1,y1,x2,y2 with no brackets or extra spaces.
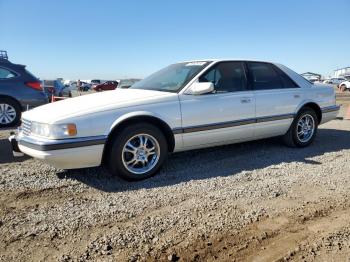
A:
199,62,247,93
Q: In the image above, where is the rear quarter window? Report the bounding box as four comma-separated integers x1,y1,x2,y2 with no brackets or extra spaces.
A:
272,65,299,88
0,67,17,79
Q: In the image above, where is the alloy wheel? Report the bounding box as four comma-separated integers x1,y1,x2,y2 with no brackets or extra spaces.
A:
0,103,17,125
296,114,315,143
121,134,160,175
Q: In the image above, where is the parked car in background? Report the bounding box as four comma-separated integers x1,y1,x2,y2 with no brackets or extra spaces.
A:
93,81,118,91
307,78,320,83
0,51,48,127
90,79,102,89
69,81,91,91
338,80,350,92
11,59,339,181
323,77,347,85
90,79,101,85
42,80,72,100
118,78,140,89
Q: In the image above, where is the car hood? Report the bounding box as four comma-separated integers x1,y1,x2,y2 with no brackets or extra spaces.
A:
22,89,177,123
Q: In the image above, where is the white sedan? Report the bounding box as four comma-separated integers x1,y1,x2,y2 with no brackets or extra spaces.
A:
10,60,339,181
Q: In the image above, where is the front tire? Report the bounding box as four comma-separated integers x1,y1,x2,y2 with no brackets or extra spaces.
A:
0,98,21,127
283,108,318,147
107,123,168,181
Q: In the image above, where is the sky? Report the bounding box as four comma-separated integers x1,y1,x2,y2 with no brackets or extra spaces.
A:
0,0,349,80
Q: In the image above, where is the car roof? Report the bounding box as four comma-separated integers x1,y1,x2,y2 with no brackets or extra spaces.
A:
178,59,277,64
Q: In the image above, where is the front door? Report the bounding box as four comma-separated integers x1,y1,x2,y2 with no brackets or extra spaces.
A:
179,61,255,149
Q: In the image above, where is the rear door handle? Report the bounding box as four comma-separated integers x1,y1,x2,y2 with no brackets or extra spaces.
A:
240,98,251,103
294,94,301,98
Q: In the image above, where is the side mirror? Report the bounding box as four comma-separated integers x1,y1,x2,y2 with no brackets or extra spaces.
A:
186,82,214,95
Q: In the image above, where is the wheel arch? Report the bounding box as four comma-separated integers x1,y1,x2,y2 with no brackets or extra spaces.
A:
0,94,22,110
296,102,322,124
340,83,349,89
101,112,176,165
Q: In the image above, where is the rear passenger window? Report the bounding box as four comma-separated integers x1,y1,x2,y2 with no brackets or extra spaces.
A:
247,62,282,90
0,68,16,79
199,62,247,93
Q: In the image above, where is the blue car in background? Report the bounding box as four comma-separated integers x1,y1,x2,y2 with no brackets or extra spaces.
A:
42,79,72,101
0,51,48,127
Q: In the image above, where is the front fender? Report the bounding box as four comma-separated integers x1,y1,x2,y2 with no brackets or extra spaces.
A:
109,111,170,132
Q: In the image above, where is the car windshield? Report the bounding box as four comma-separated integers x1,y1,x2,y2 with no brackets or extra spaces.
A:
130,61,210,92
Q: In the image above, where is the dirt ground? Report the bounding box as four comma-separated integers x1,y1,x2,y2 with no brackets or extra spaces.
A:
0,89,349,262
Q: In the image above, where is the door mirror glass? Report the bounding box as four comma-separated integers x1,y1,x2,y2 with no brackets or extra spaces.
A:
186,82,214,95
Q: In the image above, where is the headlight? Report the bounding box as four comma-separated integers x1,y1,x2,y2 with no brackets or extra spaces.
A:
30,122,77,139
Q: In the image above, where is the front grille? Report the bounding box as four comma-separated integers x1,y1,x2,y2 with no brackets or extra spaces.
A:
21,119,32,136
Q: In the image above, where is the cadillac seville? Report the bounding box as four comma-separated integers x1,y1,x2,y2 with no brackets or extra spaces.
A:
9,60,339,181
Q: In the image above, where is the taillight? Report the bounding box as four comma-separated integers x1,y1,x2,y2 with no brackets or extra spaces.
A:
25,81,42,91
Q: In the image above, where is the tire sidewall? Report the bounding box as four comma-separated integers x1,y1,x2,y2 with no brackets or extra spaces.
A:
108,123,168,181
0,98,21,127
292,109,318,147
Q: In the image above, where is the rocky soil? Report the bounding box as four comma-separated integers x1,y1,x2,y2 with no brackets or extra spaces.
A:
0,95,349,262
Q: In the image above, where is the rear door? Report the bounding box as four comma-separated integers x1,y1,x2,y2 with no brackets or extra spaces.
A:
246,62,302,139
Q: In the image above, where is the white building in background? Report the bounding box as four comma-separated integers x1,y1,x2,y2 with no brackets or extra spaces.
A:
333,67,350,78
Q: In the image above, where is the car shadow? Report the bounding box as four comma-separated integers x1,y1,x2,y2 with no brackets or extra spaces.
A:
56,128,350,192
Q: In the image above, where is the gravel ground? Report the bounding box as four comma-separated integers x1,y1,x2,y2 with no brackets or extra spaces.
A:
0,94,349,261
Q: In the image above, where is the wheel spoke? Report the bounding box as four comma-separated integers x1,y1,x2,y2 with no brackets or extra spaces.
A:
126,158,138,167
4,114,10,123
141,160,147,167
305,117,310,125
126,142,137,151
143,137,148,148
7,109,15,114
139,136,148,148
124,147,136,154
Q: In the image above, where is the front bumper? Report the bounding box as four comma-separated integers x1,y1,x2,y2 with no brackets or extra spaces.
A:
10,132,106,169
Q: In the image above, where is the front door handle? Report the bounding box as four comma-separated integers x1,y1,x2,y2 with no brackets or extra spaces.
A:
240,97,251,103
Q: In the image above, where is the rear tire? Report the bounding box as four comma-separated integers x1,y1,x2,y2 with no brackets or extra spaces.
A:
107,123,168,181
0,98,21,127
283,108,318,147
